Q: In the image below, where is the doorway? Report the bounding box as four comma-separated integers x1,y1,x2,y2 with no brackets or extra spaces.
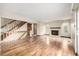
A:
27,23,32,36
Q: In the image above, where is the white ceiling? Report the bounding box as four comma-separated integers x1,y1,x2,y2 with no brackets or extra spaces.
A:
1,3,72,22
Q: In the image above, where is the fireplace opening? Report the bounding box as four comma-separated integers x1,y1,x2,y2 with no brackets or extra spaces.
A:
51,30,59,35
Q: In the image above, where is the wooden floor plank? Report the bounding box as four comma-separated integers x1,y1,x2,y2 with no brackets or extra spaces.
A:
0,35,75,56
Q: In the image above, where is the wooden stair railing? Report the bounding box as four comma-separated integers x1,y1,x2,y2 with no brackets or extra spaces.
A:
1,20,16,28
1,21,26,41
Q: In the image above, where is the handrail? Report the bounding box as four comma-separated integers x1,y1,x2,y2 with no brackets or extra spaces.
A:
1,22,26,40
1,20,16,28
7,22,26,32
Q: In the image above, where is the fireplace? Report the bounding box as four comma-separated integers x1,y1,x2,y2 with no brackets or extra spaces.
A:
51,30,59,35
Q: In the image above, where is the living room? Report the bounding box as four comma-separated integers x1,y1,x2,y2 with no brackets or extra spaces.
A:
0,3,79,56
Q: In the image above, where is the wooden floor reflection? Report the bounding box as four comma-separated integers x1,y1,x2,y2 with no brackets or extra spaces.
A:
1,35,75,56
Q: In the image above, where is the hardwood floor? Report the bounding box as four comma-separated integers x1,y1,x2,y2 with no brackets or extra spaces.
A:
0,35,75,56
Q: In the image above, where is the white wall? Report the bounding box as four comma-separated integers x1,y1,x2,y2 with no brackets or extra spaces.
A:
37,20,63,35
48,20,63,27
37,20,72,37
60,20,71,37
0,18,12,27
45,24,50,35
37,23,46,35
71,22,75,46
70,11,76,52
46,20,63,35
